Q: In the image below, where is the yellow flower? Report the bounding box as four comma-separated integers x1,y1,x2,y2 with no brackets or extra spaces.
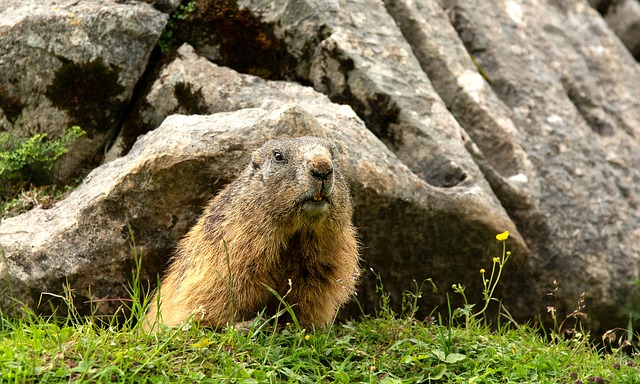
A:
305,335,310,341
493,257,500,263
496,231,509,241
480,268,485,274
190,338,212,349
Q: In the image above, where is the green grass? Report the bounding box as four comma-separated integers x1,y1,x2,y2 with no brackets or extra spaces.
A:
1,306,638,383
1,232,638,383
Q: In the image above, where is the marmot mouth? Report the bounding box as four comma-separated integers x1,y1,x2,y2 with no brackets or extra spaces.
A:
311,192,327,202
300,192,331,214
303,195,329,205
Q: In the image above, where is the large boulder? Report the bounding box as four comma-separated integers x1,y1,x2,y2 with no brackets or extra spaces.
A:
0,0,167,181
104,44,351,161
0,105,524,320
438,0,640,330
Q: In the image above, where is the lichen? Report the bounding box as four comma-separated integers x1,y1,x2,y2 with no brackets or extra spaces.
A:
45,57,126,138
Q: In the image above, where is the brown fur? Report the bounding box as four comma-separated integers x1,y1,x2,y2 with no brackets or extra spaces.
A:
143,136,360,330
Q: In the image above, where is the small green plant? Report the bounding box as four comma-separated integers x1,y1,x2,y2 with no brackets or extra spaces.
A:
174,0,196,20
452,230,512,327
371,268,395,321
123,222,153,330
401,278,437,319
0,126,85,200
157,1,197,53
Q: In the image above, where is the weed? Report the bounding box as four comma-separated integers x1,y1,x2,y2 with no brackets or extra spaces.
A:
602,325,635,354
401,278,437,319
0,126,85,196
0,126,85,219
122,221,153,331
452,230,512,327
372,268,395,321
157,1,197,53
223,238,237,328
546,279,588,344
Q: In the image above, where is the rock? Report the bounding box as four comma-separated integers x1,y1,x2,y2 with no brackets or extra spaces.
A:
383,0,538,226
603,0,640,60
105,44,340,161
252,0,491,189
0,105,525,320
0,0,167,182
151,0,182,14
166,1,510,191
440,0,640,330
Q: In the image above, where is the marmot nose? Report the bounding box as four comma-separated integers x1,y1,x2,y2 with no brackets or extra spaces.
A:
310,157,333,181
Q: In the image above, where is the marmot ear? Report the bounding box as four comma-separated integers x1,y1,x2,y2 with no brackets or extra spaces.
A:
251,149,262,169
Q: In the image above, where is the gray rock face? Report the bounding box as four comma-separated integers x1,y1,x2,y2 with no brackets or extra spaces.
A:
440,0,640,329
105,44,348,161
0,0,166,181
244,0,483,189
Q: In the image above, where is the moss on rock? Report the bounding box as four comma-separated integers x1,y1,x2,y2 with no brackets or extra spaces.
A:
45,58,126,138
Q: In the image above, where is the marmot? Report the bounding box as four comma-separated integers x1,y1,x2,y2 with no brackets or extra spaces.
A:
143,136,360,330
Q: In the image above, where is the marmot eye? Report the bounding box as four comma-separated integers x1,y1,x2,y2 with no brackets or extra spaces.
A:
273,151,285,162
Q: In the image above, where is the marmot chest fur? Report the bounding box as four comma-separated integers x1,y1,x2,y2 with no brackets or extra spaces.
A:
144,136,360,330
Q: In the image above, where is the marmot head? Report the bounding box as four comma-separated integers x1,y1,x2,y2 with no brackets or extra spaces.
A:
249,136,351,226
